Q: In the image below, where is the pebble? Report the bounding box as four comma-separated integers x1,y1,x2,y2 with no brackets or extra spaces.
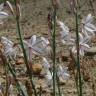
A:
32,63,42,75
85,47,96,56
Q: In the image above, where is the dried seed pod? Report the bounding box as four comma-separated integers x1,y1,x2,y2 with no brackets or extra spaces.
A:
16,0,21,5
52,0,61,8
16,4,21,19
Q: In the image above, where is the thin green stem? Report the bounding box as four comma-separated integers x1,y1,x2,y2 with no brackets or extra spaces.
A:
70,50,80,96
56,72,62,96
75,6,82,96
16,17,37,96
73,65,79,95
7,62,26,96
0,50,26,96
13,0,37,96
52,5,57,96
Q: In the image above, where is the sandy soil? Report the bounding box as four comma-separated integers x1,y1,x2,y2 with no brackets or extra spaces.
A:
0,0,96,96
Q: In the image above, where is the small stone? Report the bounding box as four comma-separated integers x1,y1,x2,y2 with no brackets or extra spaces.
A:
85,47,96,56
16,57,24,65
32,64,42,75
58,77,66,85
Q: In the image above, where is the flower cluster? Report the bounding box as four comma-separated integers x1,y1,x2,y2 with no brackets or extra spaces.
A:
42,57,70,86
58,14,96,56
82,14,96,37
0,35,70,87
57,20,75,45
1,36,17,58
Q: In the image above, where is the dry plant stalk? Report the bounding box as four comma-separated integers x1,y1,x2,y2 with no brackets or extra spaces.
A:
52,0,61,8
25,80,33,96
0,50,9,96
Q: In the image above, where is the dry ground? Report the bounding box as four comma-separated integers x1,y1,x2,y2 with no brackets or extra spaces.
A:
0,0,96,96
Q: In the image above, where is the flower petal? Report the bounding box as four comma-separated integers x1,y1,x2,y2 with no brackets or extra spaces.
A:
84,14,93,24
42,57,50,69
0,3,4,11
30,35,36,46
79,33,83,42
41,37,49,47
85,26,95,34
79,49,84,56
81,43,90,51
0,12,8,19
57,20,69,32
86,23,96,31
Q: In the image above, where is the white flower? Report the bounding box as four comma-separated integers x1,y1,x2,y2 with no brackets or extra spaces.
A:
60,32,75,45
57,65,70,80
1,36,16,58
1,36,13,46
41,37,52,56
72,33,90,56
57,20,69,33
57,20,69,41
42,57,50,69
57,20,75,45
0,3,8,24
29,35,36,46
23,35,49,60
82,14,96,37
41,37,49,47
45,69,53,86
0,12,8,19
